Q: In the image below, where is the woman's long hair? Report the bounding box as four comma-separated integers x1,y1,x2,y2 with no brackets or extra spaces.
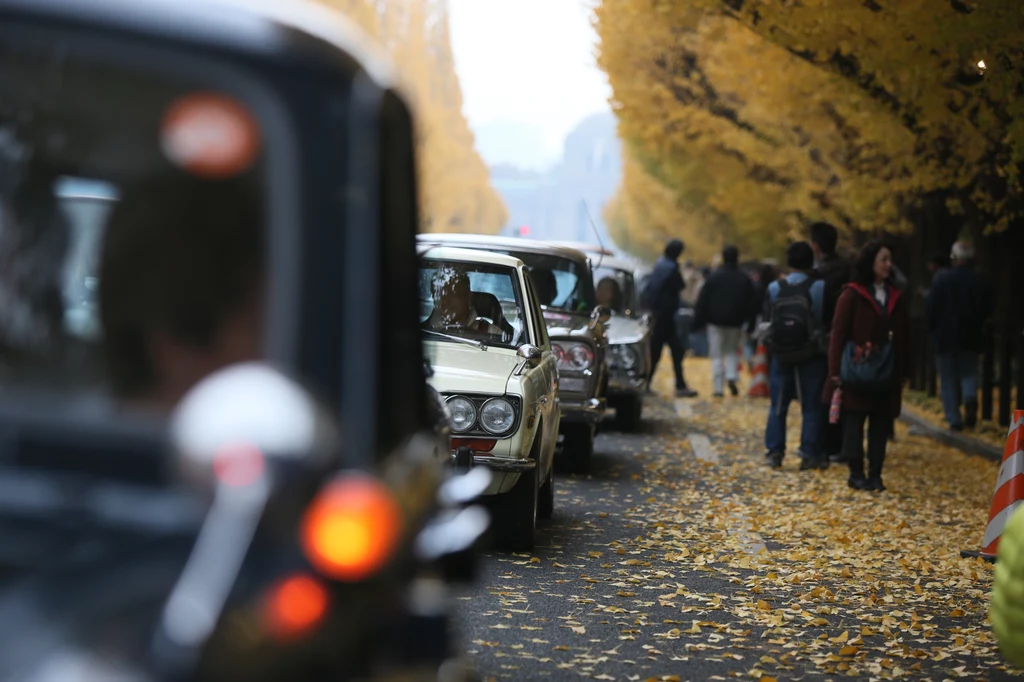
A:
852,240,894,287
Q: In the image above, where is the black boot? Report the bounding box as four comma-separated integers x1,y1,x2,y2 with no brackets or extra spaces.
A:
848,458,867,490
965,400,979,429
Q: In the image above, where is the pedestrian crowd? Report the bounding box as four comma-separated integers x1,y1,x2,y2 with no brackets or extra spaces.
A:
639,224,993,493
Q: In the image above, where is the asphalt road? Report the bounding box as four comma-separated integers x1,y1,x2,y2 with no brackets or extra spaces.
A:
454,390,1019,682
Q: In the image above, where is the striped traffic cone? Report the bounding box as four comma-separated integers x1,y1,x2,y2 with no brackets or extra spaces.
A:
962,410,1024,562
747,344,769,398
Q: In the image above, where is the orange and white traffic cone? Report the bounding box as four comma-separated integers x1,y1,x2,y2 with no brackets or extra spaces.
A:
747,344,769,398
962,410,1024,562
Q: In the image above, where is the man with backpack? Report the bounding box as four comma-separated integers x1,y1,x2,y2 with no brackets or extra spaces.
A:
693,245,756,397
763,242,828,470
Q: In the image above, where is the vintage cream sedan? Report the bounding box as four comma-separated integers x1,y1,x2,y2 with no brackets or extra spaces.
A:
418,246,560,550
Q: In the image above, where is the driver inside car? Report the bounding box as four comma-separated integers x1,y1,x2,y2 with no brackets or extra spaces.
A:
425,265,500,336
596,277,622,313
98,170,266,413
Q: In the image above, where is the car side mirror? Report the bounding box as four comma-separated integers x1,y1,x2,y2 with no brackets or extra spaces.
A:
517,343,543,369
170,362,339,490
592,305,612,325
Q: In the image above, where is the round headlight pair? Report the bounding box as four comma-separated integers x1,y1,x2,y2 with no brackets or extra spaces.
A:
445,396,515,435
552,342,594,371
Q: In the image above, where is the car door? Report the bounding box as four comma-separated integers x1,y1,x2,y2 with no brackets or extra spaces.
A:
522,269,558,474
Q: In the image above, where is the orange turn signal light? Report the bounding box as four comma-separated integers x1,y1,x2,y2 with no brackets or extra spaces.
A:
300,474,404,582
262,573,329,640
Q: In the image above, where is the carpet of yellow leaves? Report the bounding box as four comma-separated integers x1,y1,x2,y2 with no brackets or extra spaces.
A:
645,358,1017,679
904,389,1017,451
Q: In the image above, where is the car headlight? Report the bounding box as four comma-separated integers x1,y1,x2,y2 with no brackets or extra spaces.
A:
611,344,638,371
552,341,594,371
446,396,477,433
480,398,516,435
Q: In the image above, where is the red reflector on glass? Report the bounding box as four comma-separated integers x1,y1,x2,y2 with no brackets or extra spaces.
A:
212,443,265,487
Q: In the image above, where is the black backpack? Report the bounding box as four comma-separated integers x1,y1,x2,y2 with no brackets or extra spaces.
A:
766,278,823,364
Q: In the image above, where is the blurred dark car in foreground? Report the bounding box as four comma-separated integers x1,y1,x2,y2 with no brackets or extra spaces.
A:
0,0,487,679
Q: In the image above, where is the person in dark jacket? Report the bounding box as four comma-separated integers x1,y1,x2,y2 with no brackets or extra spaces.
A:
763,242,827,471
925,240,994,431
694,245,756,397
825,240,911,492
642,239,697,397
747,262,778,354
810,222,852,461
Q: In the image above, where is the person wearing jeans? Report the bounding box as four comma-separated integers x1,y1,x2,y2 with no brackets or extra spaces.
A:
694,245,756,397
926,240,993,431
763,242,827,470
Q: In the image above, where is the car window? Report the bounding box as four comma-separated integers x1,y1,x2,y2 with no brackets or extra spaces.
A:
419,260,526,348
593,266,637,316
493,250,596,314
0,37,269,411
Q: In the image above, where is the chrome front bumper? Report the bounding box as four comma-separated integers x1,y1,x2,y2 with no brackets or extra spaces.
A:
559,397,607,425
608,372,646,397
450,447,537,473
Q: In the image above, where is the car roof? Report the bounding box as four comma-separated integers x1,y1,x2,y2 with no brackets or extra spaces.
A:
416,233,591,265
548,240,616,257
417,245,525,271
0,0,394,88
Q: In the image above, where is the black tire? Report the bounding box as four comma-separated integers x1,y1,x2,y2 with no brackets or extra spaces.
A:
616,394,643,432
538,467,554,519
563,425,594,474
497,465,537,551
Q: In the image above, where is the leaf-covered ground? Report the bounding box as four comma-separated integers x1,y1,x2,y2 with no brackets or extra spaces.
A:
903,389,1016,451
457,359,1018,681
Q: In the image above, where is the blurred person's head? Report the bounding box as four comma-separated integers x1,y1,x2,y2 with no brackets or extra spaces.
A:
722,245,739,266
432,265,473,324
853,240,894,286
758,262,778,285
664,239,684,261
596,277,622,311
951,240,975,266
786,241,815,272
99,171,265,411
809,221,839,259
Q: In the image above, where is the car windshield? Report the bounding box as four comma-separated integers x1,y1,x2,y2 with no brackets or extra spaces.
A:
419,260,526,348
496,251,595,314
593,265,637,316
0,38,268,411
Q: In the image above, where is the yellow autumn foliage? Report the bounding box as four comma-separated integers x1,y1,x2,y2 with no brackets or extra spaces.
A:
318,0,506,233
595,0,1024,260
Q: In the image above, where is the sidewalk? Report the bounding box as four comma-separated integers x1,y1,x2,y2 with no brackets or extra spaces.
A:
652,358,1016,679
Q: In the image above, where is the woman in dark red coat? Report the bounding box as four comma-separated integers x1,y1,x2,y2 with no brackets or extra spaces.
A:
825,241,911,491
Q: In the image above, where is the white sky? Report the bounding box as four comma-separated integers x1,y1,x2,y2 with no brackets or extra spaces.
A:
447,0,612,169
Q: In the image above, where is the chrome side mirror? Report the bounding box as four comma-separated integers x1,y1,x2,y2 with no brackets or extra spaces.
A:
170,362,339,489
517,343,543,369
592,305,612,325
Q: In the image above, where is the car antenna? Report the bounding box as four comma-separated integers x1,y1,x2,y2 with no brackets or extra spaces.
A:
582,200,606,270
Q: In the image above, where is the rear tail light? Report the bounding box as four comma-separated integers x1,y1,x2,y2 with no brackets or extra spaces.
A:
300,473,404,582
262,573,329,640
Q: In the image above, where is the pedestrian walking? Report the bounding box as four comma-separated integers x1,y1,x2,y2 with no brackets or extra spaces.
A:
694,245,756,397
641,239,698,398
810,222,853,462
762,242,828,470
826,240,911,492
925,240,994,431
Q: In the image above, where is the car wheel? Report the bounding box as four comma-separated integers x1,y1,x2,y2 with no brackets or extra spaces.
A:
497,465,537,551
616,394,643,432
538,467,554,519
563,424,594,474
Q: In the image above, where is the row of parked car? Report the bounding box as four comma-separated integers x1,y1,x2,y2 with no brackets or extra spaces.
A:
417,234,654,551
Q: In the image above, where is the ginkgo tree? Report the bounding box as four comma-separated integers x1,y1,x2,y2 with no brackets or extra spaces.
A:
594,0,1024,259
319,0,507,234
